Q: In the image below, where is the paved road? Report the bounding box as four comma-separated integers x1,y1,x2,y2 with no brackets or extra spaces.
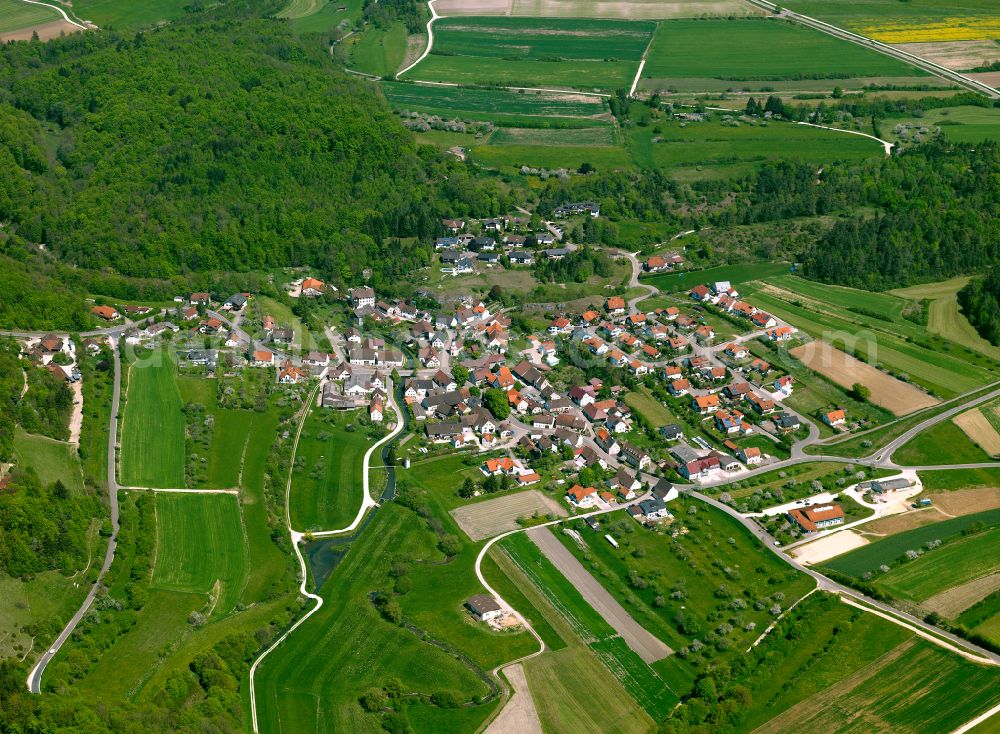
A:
27,336,122,692
528,526,672,663
690,490,1000,666
743,0,1000,99
878,386,1000,465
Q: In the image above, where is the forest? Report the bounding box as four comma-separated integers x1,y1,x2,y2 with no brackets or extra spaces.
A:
0,17,510,296
959,267,1000,346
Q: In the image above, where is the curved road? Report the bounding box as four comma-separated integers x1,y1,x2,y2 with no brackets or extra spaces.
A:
27,336,122,692
248,379,405,733
396,0,440,78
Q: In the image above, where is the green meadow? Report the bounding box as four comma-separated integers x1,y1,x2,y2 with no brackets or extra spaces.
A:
152,493,249,617
13,428,84,494
823,509,1000,578
176,376,254,489
254,502,531,733
405,17,654,90
894,420,992,465
381,81,607,119
0,0,61,33
71,0,191,28
875,528,1000,603
120,350,185,488
642,18,922,83
288,409,374,531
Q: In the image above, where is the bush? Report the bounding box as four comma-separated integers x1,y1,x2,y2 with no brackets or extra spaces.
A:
360,688,389,712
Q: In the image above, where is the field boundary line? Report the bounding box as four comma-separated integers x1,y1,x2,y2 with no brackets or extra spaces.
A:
839,595,998,666
951,700,1000,734
19,0,87,29
397,0,440,78
122,486,240,494
404,78,611,98
796,121,893,156
249,381,404,732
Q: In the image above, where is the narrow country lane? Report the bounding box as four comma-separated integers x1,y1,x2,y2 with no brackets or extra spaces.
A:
27,335,122,692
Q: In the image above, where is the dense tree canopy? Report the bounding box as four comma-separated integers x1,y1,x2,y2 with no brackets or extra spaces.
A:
0,19,508,295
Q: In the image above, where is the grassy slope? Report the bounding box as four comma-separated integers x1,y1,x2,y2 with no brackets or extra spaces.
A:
71,0,191,28
74,492,250,701
642,262,790,292
288,409,373,531
742,284,997,399
350,21,409,77
894,420,991,465
13,428,84,494
120,351,185,487
891,276,1000,361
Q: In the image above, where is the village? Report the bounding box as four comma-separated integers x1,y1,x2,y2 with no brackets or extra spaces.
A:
63,205,908,550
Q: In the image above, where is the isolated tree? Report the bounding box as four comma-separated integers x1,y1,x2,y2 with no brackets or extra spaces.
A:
852,382,871,401
483,388,510,419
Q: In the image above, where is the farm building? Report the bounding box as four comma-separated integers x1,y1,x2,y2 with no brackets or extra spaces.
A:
465,595,504,623
789,505,845,533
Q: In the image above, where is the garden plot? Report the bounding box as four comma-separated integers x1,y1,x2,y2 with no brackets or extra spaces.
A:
451,489,567,541
789,341,939,416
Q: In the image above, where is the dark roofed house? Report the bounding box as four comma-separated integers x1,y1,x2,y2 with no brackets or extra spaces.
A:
466,594,504,622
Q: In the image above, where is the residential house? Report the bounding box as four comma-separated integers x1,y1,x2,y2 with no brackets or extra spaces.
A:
349,287,376,309
660,424,683,441
91,305,120,321
620,442,651,470
738,446,763,465
823,409,847,427
566,484,598,508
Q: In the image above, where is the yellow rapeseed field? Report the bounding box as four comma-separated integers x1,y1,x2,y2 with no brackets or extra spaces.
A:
864,18,1000,43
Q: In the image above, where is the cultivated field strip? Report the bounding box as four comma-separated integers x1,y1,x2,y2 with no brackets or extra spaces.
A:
527,526,671,663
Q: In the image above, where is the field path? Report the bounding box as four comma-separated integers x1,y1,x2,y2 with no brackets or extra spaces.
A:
483,663,543,734
527,526,671,663
397,0,441,78
796,121,893,156
18,0,87,29
27,334,122,693
248,380,405,733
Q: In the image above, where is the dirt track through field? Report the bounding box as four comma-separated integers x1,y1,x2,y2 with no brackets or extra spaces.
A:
922,573,1000,618
790,341,939,416
451,490,567,541
485,663,543,734
527,526,671,663
953,409,1000,457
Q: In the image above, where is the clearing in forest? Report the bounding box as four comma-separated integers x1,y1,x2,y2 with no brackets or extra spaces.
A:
790,341,939,416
